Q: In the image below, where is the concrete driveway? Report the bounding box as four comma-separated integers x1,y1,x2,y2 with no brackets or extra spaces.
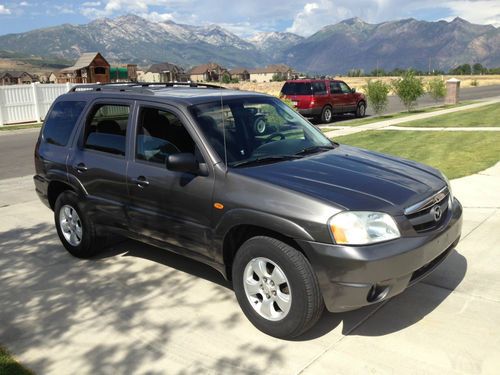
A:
0,163,499,374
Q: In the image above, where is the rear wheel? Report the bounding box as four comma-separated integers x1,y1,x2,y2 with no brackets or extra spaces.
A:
355,102,366,118
54,191,102,258
232,236,324,338
320,106,333,123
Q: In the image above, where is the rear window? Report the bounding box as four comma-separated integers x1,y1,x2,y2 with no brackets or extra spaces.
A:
281,82,313,96
42,101,86,146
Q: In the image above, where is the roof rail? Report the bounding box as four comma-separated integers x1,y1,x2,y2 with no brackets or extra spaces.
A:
69,82,226,93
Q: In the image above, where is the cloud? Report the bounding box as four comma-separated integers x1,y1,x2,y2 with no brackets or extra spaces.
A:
0,4,11,14
444,1,500,27
20,1,29,6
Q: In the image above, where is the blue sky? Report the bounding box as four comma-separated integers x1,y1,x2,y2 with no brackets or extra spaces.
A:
0,0,499,37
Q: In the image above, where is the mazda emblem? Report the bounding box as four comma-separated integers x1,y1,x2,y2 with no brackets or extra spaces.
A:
431,205,442,221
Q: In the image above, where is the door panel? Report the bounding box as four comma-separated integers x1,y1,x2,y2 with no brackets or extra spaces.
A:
127,105,215,257
68,102,132,229
339,82,357,111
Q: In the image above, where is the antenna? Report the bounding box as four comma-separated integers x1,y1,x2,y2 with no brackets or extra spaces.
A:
220,84,228,173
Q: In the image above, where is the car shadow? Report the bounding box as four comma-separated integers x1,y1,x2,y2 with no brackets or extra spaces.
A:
98,239,467,341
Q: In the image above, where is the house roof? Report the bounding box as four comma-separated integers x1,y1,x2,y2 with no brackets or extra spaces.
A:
60,52,109,73
229,67,249,75
148,62,184,74
250,64,292,74
189,63,224,75
0,71,33,79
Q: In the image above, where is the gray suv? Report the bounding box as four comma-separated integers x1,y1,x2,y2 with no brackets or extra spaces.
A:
34,83,462,338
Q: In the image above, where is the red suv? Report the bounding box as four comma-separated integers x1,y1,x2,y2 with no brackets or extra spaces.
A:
281,79,367,123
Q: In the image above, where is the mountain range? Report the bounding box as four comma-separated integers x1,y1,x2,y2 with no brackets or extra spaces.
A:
0,15,498,74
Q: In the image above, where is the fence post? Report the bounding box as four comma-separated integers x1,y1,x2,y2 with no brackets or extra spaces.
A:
0,88,4,127
32,83,41,123
66,82,71,92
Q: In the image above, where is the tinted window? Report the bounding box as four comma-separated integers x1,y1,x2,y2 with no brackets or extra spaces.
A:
312,81,327,95
136,107,196,165
84,104,129,156
330,82,342,94
42,101,86,146
281,82,312,95
339,82,352,93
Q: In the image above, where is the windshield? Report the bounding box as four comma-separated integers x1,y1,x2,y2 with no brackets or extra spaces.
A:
189,97,334,167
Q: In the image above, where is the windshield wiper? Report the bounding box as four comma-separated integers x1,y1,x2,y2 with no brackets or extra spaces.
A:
295,144,336,156
231,155,302,168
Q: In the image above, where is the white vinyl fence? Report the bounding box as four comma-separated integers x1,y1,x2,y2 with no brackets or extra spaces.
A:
0,83,76,126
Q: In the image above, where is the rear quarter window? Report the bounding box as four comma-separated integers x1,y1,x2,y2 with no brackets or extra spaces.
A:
281,82,312,95
42,101,86,146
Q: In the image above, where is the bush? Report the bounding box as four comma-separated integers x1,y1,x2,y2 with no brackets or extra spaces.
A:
427,78,446,103
280,97,297,111
392,70,425,112
221,74,231,84
470,79,479,87
364,80,390,115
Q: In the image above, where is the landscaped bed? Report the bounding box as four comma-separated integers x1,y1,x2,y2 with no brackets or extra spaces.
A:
333,131,500,179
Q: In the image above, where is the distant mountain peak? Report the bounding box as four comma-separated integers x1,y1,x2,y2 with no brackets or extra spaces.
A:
340,17,367,25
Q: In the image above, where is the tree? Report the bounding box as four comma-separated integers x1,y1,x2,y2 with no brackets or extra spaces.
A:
427,77,446,103
392,70,425,112
364,80,390,115
473,63,485,75
221,73,231,84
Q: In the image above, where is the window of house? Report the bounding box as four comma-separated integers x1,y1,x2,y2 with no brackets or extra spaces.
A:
84,104,130,156
42,101,87,146
94,67,106,75
136,107,196,165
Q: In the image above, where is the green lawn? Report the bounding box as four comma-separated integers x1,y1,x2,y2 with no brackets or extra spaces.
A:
335,101,476,127
0,123,42,131
0,346,32,375
399,103,500,127
334,131,500,179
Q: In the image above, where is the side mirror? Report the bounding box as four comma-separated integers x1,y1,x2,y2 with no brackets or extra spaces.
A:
166,153,200,174
351,88,356,93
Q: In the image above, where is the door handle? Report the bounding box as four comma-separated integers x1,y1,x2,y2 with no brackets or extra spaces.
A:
132,176,150,188
75,163,88,173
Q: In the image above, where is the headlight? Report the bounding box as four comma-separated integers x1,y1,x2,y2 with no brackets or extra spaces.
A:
440,171,453,205
329,211,400,245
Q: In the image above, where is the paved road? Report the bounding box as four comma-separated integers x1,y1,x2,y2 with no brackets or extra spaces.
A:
0,84,499,180
0,129,39,180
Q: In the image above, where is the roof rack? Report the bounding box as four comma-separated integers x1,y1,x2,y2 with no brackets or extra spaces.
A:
69,82,226,93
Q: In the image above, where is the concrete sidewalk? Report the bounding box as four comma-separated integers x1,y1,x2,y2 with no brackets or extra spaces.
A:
324,97,500,138
0,164,499,374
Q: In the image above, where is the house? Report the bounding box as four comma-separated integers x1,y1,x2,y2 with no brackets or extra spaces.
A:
110,64,138,82
249,64,295,83
189,63,228,82
48,72,57,83
0,71,35,85
147,62,188,82
137,71,161,83
56,52,110,84
229,67,250,81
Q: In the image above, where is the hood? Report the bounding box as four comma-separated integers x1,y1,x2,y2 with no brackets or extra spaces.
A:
232,145,446,214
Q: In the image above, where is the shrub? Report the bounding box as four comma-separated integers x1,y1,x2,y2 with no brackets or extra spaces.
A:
392,70,425,112
221,74,231,84
280,97,297,111
427,78,446,103
364,80,390,115
470,79,479,87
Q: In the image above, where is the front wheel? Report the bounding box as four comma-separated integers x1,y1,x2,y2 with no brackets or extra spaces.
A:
232,236,324,338
355,102,366,118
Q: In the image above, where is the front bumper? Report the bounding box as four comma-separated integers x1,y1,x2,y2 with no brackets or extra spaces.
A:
298,198,463,312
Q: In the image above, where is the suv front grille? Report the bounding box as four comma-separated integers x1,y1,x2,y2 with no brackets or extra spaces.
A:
405,188,450,233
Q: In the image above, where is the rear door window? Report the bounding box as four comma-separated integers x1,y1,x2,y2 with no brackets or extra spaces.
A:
281,82,312,95
312,82,327,95
83,104,130,156
42,101,86,146
330,82,342,94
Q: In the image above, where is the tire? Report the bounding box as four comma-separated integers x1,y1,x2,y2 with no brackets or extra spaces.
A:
232,236,324,338
320,106,333,123
54,190,102,258
355,102,366,118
